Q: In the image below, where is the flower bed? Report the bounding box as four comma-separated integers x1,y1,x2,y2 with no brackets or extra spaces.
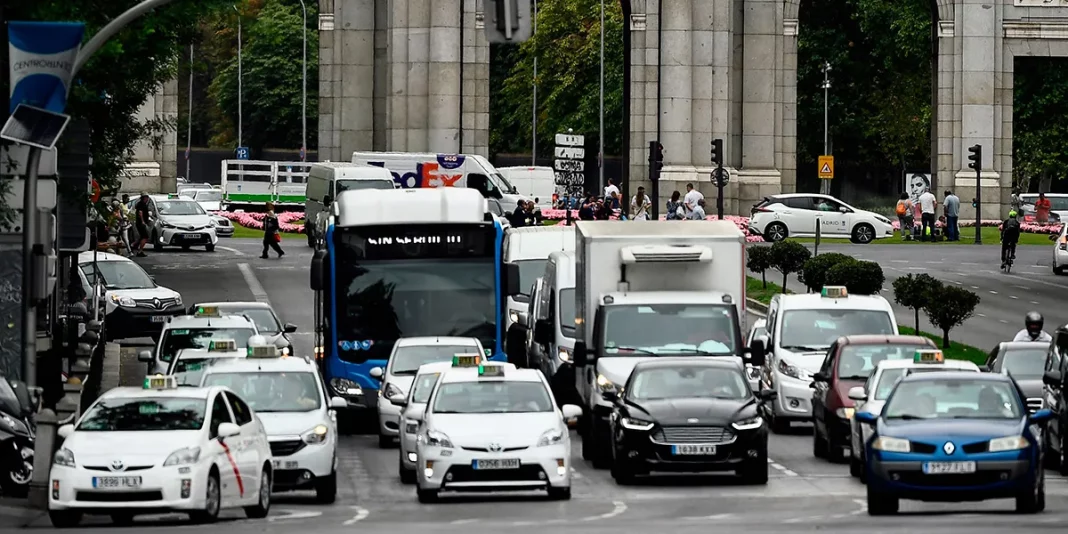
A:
217,211,305,233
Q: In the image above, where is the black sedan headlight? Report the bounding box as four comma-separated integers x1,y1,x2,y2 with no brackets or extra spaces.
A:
620,417,654,431
731,416,764,431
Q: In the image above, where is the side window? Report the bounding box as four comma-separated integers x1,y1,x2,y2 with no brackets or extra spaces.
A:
784,197,814,210
547,291,556,322
820,344,837,376
1056,333,1068,375
986,347,999,370
226,393,253,426
815,198,842,212
209,394,233,438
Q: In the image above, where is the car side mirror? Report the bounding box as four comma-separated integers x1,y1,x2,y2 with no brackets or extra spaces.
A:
1050,234,1058,241
1044,370,1062,387
369,367,383,379
601,391,618,403
329,397,347,409
747,339,766,367
534,319,552,346
217,422,241,439
561,404,582,421
389,396,408,408
839,206,849,213
504,263,521,296
138,350,153,362
1030,409,1053,424
847,386,866,401
758,389,777,402
573,341,588,366
283,323,297,333
310,250,327,291
813,372,828,382
854,411,877,425
57,424,74,440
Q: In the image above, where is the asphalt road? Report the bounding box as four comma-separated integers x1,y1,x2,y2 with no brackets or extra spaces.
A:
6,239,1068,532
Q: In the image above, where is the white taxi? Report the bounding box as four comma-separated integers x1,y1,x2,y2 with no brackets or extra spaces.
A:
749,193,895,243
197,345,347,503
846,350,980,479
414,354,582,502
47,375,273,527
140,306,260,375
165,338,251,386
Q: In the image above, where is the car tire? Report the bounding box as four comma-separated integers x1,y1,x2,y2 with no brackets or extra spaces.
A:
399,457,416,484
764,222,788,242
1016,469,1045,513
244,466,272,519
48,511,83,528
547,486,572,500
1058,434,1068,478
378,434,394,448
416,487,439,503
1055,264,1065,276
866,485,898,515
591,419,612,469
206,244,216,252
737,449,769,485
770,413,791,434
580,414,596,462
851,223,876,244
315,470,338,504
849,454,862,477
812,423,826,458
152,231,163,251
610,456,635,485
190,471,221,523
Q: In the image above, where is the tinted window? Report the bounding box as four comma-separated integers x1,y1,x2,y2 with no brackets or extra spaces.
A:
214,307,281,334
779,310,894,350
80,261,154,290
204,372,322,412
336,179,394,194
78,397,206,431
226,393,254,425
210,394,233,437
391,345,478,375
628,366,750,401
159,328,257,362
513,259,547,301
782,197,814,210
998,348,1047,379
836,344,930,379
432,381,553,414
602,304,738,356
884,379,1021,420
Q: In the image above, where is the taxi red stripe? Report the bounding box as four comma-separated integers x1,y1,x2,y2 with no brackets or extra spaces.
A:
219,441,244,497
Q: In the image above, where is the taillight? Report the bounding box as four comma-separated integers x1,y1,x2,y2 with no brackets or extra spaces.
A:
751,207,771,214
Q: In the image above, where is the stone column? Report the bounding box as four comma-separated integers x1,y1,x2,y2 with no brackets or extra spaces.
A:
461,0,491,155
954,0,1001,221
935,18,957,199
624,3,656,198
428,0,462,152
658,0,695,185
690,1,715,194
736,0,782,210
779,18,798,195
372,0,388,151
318,0,375,162
156,79,178,192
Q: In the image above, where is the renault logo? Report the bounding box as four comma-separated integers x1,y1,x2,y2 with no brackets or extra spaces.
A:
487,443,502,452
109,460,125,472
153,298,161,309
943,441,955,455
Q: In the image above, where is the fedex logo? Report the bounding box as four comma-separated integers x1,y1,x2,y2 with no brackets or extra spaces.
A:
368,161,462,189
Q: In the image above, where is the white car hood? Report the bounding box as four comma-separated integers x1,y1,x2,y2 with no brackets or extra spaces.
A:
198,201,222,212
160,214,213,229
257,412,322,437
66,430,200,465
777,348,827,374
385,375,415,395
433,412,561,448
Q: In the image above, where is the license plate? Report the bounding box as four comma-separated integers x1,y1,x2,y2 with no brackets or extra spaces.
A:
92,476,142,489
922,461,976,474
671,444,717,455
472,458,520,470
182,233,200,239
272,459,298,469
150,315,167,323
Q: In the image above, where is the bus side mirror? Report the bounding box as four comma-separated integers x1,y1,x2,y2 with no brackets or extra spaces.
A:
534,319,552,346
505,263,521,296
311,250,327,291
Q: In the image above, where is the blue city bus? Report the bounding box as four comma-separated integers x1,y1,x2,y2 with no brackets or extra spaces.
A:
310,188,518,419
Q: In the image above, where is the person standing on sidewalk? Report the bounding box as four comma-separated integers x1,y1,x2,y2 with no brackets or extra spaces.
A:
943,190,960,241
917,188,937,241
261,202,285,259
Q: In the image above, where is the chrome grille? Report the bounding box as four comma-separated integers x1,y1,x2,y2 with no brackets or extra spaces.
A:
652,426,733,444
134,297,179,310
1027,398,1043,413
270,439,306,457
460,446,528,452
83,465,152,472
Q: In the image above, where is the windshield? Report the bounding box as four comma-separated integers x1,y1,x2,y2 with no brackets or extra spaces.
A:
170,357,224,386
628,366,750,401
493,172,518,194
779,309,894,350
836,344,930,380
77,397,206,431
159,328,256,363
202,372,321,412
999,348,1047,379
512,259,546,302
392,345,478,375
883,378,1022,420
432,381,553,414
336,179,394,194
158,200,206,216
602,304,739,356
559,288,577,337
333,225,497,362
214,307,281,334
80,261,155,290
874,366,978,400
193,190,223,202
411,372,442,404
1022,195,1068,211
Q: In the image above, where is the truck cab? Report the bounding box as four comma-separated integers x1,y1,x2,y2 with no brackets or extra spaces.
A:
530,251,579,404
502,226,576,364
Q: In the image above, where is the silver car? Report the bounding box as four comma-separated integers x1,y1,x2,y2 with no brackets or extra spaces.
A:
390,361,454,484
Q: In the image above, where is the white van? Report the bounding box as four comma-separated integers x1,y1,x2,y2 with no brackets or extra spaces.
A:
530,251,579,405
351,151,528,208
502,226,577,363
305,163,395,246
498,166,556,210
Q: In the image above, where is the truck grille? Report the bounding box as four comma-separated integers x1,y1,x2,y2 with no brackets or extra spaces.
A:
652,426,733,444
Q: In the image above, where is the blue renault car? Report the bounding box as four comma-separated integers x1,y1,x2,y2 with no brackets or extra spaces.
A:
855,368,1051,515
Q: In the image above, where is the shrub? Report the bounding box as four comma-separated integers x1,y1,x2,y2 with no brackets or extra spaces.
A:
822,260,884,295
746,246,774,289
892,273,943,332
923,285,981,349
768,241,811,292
799,252,854,292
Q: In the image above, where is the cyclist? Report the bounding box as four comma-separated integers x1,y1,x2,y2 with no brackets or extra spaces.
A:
1001,210,1021,270
1013,311,1052,342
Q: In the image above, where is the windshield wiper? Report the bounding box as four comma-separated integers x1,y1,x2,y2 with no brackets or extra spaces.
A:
662,347,727,356
610,346,658,355
781,345,826,352
887,414,926,420
839,375,869,380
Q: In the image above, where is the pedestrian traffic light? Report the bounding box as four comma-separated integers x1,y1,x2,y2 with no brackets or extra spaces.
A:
484,0,533,43
968,144,982,171
711,139,723,167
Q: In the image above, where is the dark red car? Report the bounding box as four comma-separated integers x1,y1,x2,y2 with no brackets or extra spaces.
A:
810,334,936,461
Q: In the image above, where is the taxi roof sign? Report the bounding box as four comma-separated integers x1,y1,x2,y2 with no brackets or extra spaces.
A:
821,286,848,299
195,306,221,317
452,354,481,367
248,344,280,358
478,364,505,377
208,339,237,352
143,375,178,390
914,350,944,364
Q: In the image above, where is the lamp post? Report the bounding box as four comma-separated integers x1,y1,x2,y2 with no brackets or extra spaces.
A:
298,0,307,161
598,0,605,191
820,61,831,195
235,4,242,149
185,44,193,179
531,0,538,165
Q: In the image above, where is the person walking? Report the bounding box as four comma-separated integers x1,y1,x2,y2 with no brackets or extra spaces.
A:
630,186,651,220
1035,192,1052,224
261,202,285,259
133,193,151,257
894,193,914,239
943,190,960,241
917,188,937,242
666,191,684,220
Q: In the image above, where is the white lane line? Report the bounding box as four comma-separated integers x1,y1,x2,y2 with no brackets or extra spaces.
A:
1000,320,1009,324
1032,301,1041,305
451,519,479,525
1010,295,1019,299
216,246,245,256
1015,285,1031,290
962,262,979,265
849,498,868,516
1004,272,1068,290
970,285,980,289
684,513,734,520
237,262,271,305
269,510,323,522
343,506,370,525
581,501,627,522
570,467,583,480
989,290,998,294
767,458,798,477
977,313,986,317
925,261,943,264
891,260,908,263
783,515,825,524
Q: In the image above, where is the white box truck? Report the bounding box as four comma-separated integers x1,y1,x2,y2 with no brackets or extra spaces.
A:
571,220,766,467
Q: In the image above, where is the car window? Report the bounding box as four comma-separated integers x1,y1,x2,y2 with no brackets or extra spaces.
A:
391,345,477,375
813,197,842,212
159,327,257,362
837,344,930,380
883,378,1022,420
205,372,322,412
627,366,750,401
779,310,894,350
214,308,281,334
410,372,442,404
432,381,553,414
80,261,155,290
77,397,207,431
782,197,813,210
157,200,206,216
210,394,233,437
225,393,254,425
997,348,1047,379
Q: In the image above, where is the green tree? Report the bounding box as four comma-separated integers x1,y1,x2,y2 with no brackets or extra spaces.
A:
768,241,811,292
923,284,980,349
892,273,941,332
799,252,853,292
208,0,319,152
1013,57,1068,187
746,246,774,289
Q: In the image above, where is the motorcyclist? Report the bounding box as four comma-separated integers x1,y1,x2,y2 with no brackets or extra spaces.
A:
1001,210,1021,269
1013,311,1052,342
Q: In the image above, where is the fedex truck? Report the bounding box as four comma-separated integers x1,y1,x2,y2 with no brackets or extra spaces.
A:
351,152,529,209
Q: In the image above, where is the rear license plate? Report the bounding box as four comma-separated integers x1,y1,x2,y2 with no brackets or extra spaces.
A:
272,459,298,470
182,233,200,239
472,458,520,470
671,444,717,455
92,476,142,489
922,461,976,474
150,315,167,323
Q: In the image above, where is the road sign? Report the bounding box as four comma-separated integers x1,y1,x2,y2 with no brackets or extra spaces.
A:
555,146,584,159
8,21,85,114
554,133,584,147
236,146,250,160
818,155,834,179
0,104,71,150
554,159,584,172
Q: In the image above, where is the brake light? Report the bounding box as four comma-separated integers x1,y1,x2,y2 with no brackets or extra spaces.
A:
752,206,772,214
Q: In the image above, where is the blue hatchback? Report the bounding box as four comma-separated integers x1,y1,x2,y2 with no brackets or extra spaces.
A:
855,371,1051,515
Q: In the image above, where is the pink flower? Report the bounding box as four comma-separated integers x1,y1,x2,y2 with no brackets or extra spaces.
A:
217,211,305,233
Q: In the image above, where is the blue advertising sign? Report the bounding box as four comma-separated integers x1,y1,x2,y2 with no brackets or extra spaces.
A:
8,21,85,114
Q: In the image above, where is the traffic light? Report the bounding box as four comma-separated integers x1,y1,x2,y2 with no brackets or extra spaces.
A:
484,0,533,43
711,139,723,167
648,141,664,180
968,144,982,171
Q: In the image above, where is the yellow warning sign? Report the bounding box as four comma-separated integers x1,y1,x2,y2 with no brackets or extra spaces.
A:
818,155,834,179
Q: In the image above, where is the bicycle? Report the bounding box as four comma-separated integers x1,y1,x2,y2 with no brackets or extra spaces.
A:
1002,241,1017,273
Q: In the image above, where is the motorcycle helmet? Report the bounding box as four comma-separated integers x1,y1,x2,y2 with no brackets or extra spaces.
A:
1025,311,1044,338
1009,210,1018,218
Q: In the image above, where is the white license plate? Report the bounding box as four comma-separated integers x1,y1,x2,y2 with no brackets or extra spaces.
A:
92,476,142,489
182,233,200,239
472,458,520,470
272,459,298,469
671,444,717,455
922,461,976,474
150,315,167,323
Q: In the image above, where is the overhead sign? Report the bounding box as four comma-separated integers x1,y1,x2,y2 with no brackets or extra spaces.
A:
818,155,834,179
8,21,85,114
554,159,584,172
554,133,584,147
0,104,71,150
555,146,584,160
236,146,250,160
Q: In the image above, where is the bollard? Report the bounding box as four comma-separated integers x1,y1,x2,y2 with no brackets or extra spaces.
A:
28,409,60,509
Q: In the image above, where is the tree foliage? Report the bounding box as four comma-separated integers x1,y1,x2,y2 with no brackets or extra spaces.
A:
799,252,853,292
923,284,980,349
746,246,774,288
824,259,884,295
1013,57,1068,187
768,241,811,291
892,273,941,332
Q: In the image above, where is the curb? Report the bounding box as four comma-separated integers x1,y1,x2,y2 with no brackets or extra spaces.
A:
746,297,768,317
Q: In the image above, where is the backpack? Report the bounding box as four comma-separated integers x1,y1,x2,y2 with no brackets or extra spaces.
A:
895,200,909,216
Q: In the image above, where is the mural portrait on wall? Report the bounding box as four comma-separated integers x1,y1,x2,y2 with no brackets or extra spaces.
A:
907,173,932,220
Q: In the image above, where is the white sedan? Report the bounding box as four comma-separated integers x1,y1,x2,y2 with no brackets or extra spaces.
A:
1052,223,1068,275
749,193,894,243
47,376,273,527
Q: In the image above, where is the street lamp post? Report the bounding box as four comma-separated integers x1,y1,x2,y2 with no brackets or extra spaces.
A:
186,44,193,179
598,0,605,191
235,5,242,149
531,0,538,165
298,0,307,161
820,61,831,196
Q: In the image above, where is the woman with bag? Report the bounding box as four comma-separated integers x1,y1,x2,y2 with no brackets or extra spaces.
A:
666,191,684,220
261,202,286,259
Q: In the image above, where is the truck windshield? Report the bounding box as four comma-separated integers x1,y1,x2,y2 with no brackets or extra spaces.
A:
601,304,739,356
336,179,394,194
333,225,497,362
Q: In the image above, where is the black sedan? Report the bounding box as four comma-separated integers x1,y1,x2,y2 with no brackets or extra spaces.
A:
603,359,777,485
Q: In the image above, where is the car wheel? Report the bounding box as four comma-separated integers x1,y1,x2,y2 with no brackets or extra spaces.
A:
764,222,788,242
190,471,221,523
244,466,272,519
851,223,876,244
591,419,612,469
378,434,394,448
866,485,898,515
770,411,791,434
315,470,338,504
610,458,635,485
547,485,572,500
48,511,83,528
416,487,439,503
307,228,316,248
206,244,216,252
1055,264,1065,276
399,456,416,484
812,422,826,458
849,454,862,477
581,414,596,461
737,445,769,485
1016,469,1045,513
152,231,163,251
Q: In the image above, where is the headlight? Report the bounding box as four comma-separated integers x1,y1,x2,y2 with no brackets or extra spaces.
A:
161,222,177,229
988,435,1029,452
110,295,135,307
596,374,619,393
731,416,764,431
777,359,805,380
620,417,654,431
330,378,363,396
302,424,329,445
836,407,855,420
208,219,217,227
53,448,75,467
871,436,910,453
421,430,453,448
381,383,404,400
163,446,201,466
537,428,565,447
509,311,519,324
173,295,182,306
875,216,891,225
558,348,571,362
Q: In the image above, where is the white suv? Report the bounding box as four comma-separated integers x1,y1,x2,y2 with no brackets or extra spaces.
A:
749,193,894,244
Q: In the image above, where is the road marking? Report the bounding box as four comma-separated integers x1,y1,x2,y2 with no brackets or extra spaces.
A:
343,506,369,525
1000,320,1009,324
768,459,798,477
685,513,734,520
1011,295,1019,299
216,246,245,256
1004,272,1068,290
962,262,979,265
849,498,868,515
570,467,583,480
989,290,998,295
970,285,980,289
581,501,627,522
451,519,479,525
891,260,908,263
269,510,323,522
977,313,986,317
1032,301,1040,305
925,261,943,264
783,515,825,524
1015,285,1031,290
237,262,271,305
